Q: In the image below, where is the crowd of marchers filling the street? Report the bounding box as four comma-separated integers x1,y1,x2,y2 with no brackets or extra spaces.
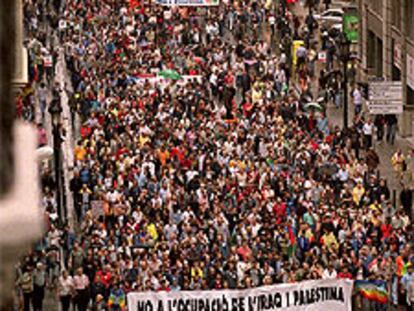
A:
15,0,414,310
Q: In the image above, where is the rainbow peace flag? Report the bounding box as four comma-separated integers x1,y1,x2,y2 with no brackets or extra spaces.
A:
354,280,388,304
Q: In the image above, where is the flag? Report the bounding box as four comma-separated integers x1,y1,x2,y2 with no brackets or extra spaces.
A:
108,290,126,310
286,224,297,258
287,224,296,245
193,56,204,64
129,0,140,9
354,280,388,304
158,69,181,80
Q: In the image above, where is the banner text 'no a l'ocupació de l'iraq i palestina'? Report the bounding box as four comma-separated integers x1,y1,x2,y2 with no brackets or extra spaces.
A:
127,279,353,311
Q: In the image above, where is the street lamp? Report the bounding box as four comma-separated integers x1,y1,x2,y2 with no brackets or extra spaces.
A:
306,0,314,14
48,100,64,223
280,0,287,15
49,100,62,128
339,33,351,130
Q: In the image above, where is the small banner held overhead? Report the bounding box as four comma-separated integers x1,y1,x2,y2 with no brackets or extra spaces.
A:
155,0,218,6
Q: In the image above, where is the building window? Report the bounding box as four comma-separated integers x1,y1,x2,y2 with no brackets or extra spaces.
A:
392,0,401,30
369,0,382,15
407,0,414,41
367,31,376,70
376,37,383,77
366,31,383,77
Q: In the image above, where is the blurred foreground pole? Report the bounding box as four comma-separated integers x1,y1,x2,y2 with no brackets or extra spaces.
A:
0,1,43,310
0,1,17,308
0,0,16,198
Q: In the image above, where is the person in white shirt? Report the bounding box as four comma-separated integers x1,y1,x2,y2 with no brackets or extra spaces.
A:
362,119,374,150
322,265,338,279
73,268,90,311
337,165,349,183
352,87,363,115
268,14,276,38
58,270,74,311
209,70,218,100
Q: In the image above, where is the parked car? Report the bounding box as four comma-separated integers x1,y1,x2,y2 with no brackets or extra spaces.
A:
314,9,344,26
331,23,343,32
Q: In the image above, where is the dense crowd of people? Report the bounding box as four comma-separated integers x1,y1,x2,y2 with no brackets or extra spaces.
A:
16,0,414,311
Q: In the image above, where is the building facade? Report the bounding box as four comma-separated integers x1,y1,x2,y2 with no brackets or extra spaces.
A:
358,0,414,136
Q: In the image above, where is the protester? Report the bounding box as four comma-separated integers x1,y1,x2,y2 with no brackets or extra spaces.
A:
374,114,385,143
352,86,363,116
400,185,413,219
73,268,90,311
18,265,34,311
57,270,74,311
408,276,414,311
402,266,414,310
386,114,398,145
32,262,46,311
362,118,374,150
392,149,406,180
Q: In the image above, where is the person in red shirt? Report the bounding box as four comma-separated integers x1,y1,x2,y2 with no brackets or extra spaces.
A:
188,68,198,75
157,279,171,292
95,265,112,290
224,70,235,87
273,198,287,224
242,97,253,118
170,146,185,163
380,218,393,241
237,240,252,261
337,266,353,279
214,273,223,289
37,123,48,147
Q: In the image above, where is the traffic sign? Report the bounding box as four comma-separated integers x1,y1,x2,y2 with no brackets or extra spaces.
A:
367,101,403,115
368,81,403,115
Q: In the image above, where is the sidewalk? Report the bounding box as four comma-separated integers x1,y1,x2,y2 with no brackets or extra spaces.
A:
55,46,76,229
327,104,414,206
292,1,414,218
32,26,76,311
34,37,76,228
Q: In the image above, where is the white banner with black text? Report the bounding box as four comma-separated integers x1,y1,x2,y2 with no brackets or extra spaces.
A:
127,279,353,311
